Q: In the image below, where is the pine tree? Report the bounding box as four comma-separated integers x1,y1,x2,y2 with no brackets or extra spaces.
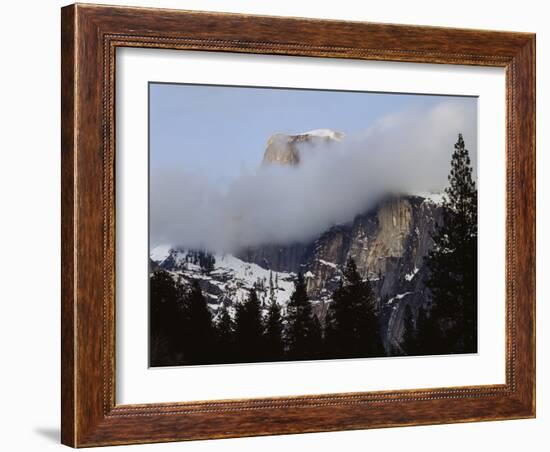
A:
309,313,324,360
234,289,264,362
263,300,285,361
285,273,318,360
415,305,441,355
401,304,417,356
268,271,276,304
181,279,216,364
149,270,184,366
426,133,478,353
323,303,337,358
215,306,236,363
325,258,383,358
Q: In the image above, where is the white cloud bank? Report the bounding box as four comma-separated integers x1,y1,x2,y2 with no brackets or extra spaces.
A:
150,100,477,252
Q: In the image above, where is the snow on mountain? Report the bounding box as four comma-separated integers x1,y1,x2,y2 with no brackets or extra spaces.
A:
301,128,344,140
317,258,338,269
415,192,446,205
404,267,419,281
153,248,297,319
150,244,171,263
262,128,344,166
387,292,413,306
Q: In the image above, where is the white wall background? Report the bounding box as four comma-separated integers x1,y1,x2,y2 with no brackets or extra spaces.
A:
0,1,545,450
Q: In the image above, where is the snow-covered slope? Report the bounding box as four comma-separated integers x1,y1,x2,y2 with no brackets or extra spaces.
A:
151,248,296,319
150,244,171,263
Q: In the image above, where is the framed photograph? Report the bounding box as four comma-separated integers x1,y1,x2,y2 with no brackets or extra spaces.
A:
61,3,535,447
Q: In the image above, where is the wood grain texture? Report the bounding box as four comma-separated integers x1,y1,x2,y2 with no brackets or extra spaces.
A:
60,3,536,447
60,5,76,446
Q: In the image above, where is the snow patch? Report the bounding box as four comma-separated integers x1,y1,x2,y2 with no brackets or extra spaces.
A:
150,244,171,263
416,192,445,205
404,267,419,281
317,259,338,269
387,292,413,305
301,128,343,140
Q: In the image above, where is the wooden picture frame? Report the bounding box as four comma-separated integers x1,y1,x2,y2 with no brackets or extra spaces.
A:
61,3,535,447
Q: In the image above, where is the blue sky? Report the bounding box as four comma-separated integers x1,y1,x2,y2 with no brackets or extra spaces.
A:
149,83,476,190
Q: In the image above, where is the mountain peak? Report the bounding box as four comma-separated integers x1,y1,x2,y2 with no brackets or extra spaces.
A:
262,129,343,166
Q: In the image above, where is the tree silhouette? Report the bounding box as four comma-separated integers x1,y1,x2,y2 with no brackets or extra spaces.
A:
414,305,442,355
401,304,417,356
325,258,383,358
308,313,324,360
323,303,337,358
234,289,264,362
181,279,216,364
263,300,285,361
285,273,318,360
149,270,184,366
426,133,478,353
215,305,236,363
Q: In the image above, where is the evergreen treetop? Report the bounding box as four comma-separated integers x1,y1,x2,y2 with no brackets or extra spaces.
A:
325,258,383,358
264,299,285,361
181,279,216,363
285,273,318,360
425,133,478,353
234,289,264,362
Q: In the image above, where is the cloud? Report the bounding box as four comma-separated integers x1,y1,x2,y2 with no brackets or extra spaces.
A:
150,100,477,252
